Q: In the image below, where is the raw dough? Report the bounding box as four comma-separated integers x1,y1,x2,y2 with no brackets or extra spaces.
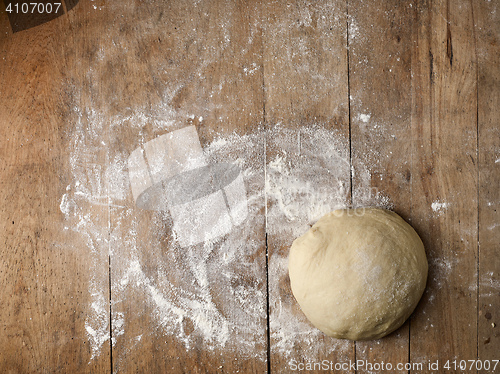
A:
288,207,428,340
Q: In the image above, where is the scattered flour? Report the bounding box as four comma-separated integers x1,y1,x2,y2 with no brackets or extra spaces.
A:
55,2,495,366
57,5,391,361
431,201,449,213
348,16,360,41
488,223,500,231
53,1,476,366
61,113,390,362
357,113,371,123
475,271,500,298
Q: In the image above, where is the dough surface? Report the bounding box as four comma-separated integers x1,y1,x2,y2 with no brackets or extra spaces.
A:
288,207,428,340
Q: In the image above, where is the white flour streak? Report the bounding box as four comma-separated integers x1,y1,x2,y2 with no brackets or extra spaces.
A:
85,277,110,360
265,125,351,238
59,193,73,217
348,16,360,41
477,271,500,298
488,223,500,231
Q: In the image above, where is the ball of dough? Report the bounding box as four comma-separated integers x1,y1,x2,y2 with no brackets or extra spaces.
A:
288,207,428,340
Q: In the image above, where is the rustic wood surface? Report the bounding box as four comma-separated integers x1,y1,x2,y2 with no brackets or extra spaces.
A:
409,0,479,367
263,1,353,372
0,0,498,373
475,0,500,370
348,1,414,373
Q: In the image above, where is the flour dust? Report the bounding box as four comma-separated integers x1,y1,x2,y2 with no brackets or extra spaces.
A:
60,111,394,362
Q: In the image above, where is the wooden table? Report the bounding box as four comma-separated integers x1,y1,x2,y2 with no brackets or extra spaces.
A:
1,0,498,372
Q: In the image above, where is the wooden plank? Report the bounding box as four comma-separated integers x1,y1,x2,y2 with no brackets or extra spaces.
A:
107,1,267,372
409,0,478,369
474,0,500,367
263,1,354,372
2,1,498,372
348,1,414,372
0,2,110,373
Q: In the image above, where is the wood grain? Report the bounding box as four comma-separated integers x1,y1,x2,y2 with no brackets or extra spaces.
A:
0,2,110,372
409,0,479,369
263,1,353,372
105,1,267,372
474,0,500,368
0,0,499,372
348,1,414,372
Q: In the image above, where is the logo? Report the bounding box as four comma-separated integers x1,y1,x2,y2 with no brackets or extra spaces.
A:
128,126,248,247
